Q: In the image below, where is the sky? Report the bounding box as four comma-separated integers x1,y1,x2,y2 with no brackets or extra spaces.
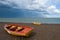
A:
0,0,60,18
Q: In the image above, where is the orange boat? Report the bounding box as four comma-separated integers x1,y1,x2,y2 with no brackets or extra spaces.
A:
4,24,33,37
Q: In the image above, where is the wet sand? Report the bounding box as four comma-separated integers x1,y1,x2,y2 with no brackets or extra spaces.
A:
0,22,60,40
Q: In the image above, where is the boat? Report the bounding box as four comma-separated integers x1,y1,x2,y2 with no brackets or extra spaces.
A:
4,24,33,37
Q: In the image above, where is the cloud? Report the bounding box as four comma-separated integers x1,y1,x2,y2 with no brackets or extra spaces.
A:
0,0,49,10
0,0,32,9
47,5,60,14
26,0,49,10
0,0,60,18
0,0,17,8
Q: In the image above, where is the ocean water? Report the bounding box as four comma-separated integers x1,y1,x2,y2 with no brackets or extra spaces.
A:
0,18,60,24
0,5,60,24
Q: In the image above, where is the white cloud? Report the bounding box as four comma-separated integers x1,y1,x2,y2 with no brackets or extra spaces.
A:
47,5,60,14
26,0,49,10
